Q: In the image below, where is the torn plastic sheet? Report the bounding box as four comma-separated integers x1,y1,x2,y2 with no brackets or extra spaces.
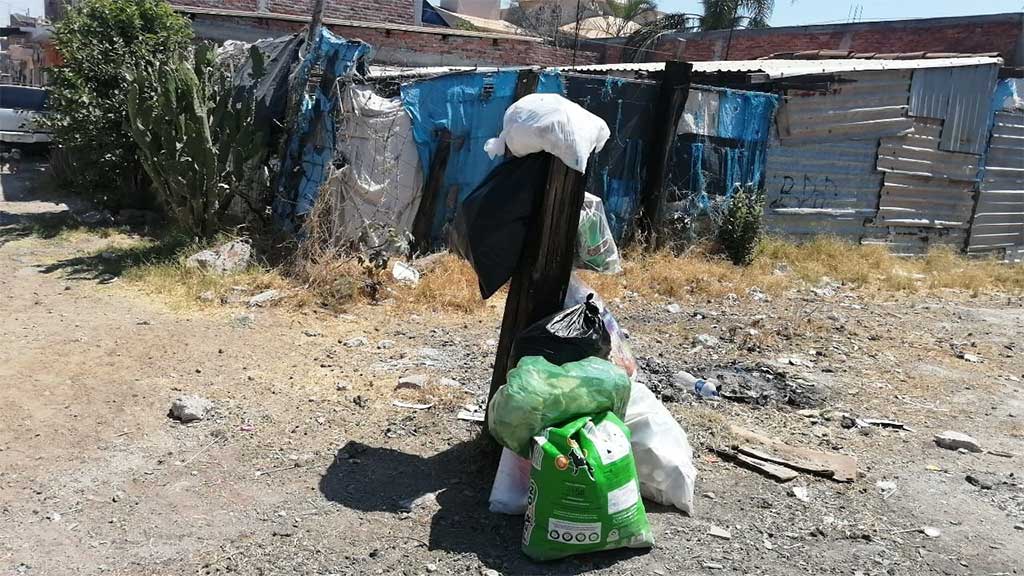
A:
326,84,423,243
272,29,370,231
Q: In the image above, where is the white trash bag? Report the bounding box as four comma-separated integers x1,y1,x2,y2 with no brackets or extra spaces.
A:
483,93,610,173
624,381,697,515
488,447,532,514
488,382,696,515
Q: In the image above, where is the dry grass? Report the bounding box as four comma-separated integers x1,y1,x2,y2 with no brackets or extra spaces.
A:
398,252,489,314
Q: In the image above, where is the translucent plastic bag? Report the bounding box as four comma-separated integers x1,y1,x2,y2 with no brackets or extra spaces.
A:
509,296,611,369
484,93,610,174
489,447,531,514
565,274,637,379
576,193,622,274
487,356,630,457
624,381,697,515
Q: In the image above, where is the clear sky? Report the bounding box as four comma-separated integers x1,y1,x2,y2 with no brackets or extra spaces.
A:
655,0,1023,27
4,0,44,21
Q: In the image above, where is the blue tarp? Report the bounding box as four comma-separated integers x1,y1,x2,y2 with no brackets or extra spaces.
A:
273,29,370,230
401,70,563,246
668,87,778,217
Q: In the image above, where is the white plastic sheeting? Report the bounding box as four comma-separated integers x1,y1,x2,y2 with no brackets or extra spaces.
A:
327,85,423,242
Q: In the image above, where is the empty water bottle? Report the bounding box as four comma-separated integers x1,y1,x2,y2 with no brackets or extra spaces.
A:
673,370,719,399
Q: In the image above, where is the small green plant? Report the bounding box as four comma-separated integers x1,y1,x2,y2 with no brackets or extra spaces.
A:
46,0,193,209
718,185,765,265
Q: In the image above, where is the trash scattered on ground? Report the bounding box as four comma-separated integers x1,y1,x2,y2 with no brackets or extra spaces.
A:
391,261,420,285
665,303,682,314
398,490,440,513
777,356,815,368
186,239,252,274
674,370,719,399
957,351,982,363
396,374,429,390
392,400,433,410
841,414,912,431
168,395,213,423
710,364,828,408
708,525,732,539
342,336,368,348
522,412,653,561
377,339,395,349
457,409,485,423
791,486,810,502
724,425,857,482
922,526,941,538
933,431,982,453
247,289,281,308
876,480,898,499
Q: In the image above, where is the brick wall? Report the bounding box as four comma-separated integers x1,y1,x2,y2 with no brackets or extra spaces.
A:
184,11,599,67
646,14,1024,66
174,0,417,25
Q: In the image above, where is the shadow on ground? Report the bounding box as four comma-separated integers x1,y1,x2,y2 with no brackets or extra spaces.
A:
319,436,649,575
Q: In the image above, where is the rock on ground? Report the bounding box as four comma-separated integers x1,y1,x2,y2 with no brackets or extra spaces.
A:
933,430,982,452
185,239,252,274
169,395,213,423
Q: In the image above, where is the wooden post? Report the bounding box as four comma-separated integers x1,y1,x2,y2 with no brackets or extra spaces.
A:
487,156,587,407
411,129,453,254
638,60,692,250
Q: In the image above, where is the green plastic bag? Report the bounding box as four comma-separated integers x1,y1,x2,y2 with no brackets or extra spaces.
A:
523,412,654,561
488,356,630,457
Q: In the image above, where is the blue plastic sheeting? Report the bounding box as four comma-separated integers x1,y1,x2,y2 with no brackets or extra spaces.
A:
563,74,658,242
667,87,778,216
273,29,370,230
401,70,564,245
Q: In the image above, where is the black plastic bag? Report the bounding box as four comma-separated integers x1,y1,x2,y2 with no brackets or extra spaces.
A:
453,153,549,299
510,295,612,367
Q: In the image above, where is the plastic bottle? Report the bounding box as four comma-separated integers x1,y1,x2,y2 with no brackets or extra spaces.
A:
673,370,719,399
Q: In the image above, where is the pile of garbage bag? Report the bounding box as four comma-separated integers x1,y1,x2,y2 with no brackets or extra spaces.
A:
487,288,697,561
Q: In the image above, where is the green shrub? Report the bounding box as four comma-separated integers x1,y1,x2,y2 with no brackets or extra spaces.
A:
718,185,766,265
45,0,193,210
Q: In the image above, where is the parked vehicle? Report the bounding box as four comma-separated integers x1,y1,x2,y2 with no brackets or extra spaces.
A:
0,85,49,145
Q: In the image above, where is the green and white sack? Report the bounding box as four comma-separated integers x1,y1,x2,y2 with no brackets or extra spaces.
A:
523,412,654,561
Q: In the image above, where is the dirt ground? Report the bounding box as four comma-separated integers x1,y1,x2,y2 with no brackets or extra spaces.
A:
1,165,1023,576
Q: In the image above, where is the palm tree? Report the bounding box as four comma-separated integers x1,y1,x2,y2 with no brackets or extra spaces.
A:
700,0,774,30
600,0,659,37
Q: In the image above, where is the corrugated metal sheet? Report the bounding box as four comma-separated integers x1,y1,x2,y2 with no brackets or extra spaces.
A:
909,64,999,155
763,139,882,239
567,57,1003,78
875,117,980,229
775,70,912,144
968,110,1024,257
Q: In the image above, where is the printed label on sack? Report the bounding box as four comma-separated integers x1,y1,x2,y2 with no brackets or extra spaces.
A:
547,518,602,545
531,437,547,470
585,419,630,466
606,480,640,515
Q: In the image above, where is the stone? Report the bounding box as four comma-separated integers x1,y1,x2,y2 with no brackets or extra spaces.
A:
791,486,810,502
425,564,438,573
185,240,252,275
397,374,430,390
702,562,724,570
480,570,501,576
665,303,682,314
1014,523,1023,531
302,329,321,337
342,336,368,348
922,526,941,538
438,377,462,388
169,395,213,423
934,431,982,453
377,339,395,349
233,313,255,328
248,290,281,308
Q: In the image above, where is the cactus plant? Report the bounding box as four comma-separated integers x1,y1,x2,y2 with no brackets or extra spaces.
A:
126,45,270,237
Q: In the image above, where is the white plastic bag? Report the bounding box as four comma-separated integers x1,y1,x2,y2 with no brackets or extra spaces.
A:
488,447,532,514
488,382,696,516
484,93,610,173
624,381,697,515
